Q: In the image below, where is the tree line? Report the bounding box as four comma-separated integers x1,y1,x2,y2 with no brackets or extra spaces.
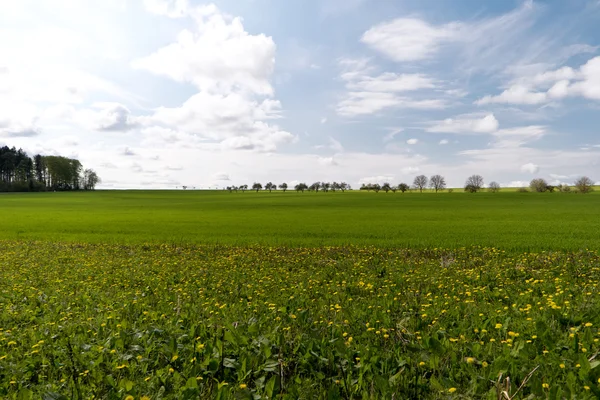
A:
0,146,101,192
226,182,352,193
225,174,595,194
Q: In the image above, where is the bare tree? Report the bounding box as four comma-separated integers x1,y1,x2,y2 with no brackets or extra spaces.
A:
574,176,594,193
530,178,549,192
464,175,484,193
413,175,428,193
488,181,501,193
429,175,446,193
278,183,288,192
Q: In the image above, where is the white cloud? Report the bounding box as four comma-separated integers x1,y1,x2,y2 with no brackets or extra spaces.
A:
93,103,138,132
336,59,445,116
135,4,294,153
0,101,41,137
320,117,327,124
520,163,540,174
406,138,418,145
427,114,499,134
492,125,546,148
133,5,275,96
361,18,462,62
347,72,436,92
477,56,600,105
383,128,403,143
337,91,446,116
439,139,449,145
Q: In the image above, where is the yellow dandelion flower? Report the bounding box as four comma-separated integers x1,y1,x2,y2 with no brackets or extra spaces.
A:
448,387,457,393
239,384,247,389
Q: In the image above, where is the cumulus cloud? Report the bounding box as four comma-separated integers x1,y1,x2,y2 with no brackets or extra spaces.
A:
406,138,418,145
135,4,294,152
439,139,449,145
520,163,540,174
94,103,138,132
133,4,275,96
477,56,600,105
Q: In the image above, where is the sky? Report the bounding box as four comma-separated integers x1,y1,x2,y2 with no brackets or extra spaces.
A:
1,0,600,189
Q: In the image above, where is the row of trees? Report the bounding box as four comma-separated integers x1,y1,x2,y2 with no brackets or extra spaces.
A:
226,182,352,193
0,146,100,192
225,174,595,194
358,175,595,194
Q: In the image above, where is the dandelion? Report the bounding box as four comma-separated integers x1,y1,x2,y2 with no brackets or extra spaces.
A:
125,396,134,400
448,388,457,393
495,323,503,329
466,357,475,364
559,363,565,369
239,384,247,389
542,383,549,389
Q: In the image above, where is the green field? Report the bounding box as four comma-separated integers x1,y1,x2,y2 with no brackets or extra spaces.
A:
0,190,599,250
2,191,600,399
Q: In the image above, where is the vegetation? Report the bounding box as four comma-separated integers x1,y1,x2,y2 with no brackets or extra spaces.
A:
0,191,599,250
465,175,484,193
2,242,600,399
0,146,100,192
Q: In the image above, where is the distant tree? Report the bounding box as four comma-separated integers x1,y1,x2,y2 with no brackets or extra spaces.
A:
82,168,100,190
382,182,391,193
279,183,288,192
252,182,263,192
574,176,594,193
398,183,410,193
309,182,321,192
464,175,484,193
557,184,571,193
373,183,381,193
322,182,331,192
339,182,348,192
264,182,275,192
488,181,501,193
239,184,248,192
530,178,549,193
429,175,446,193
295,183,308,193
413,175,428,193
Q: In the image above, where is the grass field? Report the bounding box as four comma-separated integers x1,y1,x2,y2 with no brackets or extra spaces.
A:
2,190,600,399
0,190,599,250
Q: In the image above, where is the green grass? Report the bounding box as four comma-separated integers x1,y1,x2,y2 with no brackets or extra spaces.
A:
0,190,599,251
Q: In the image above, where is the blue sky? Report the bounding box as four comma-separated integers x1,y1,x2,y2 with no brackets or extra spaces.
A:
1,0,599,189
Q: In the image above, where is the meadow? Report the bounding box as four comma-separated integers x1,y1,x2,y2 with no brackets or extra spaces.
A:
1,190,600,399
0,190,599,250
